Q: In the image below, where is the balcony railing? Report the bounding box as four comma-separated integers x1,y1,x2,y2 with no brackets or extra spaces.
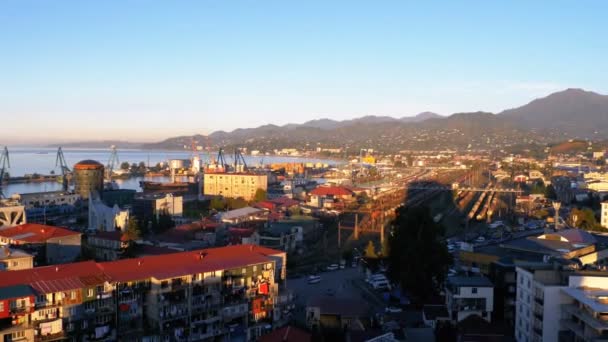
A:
35,332,65,342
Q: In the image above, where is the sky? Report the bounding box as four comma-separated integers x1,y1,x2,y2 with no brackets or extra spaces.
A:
1,1,607,143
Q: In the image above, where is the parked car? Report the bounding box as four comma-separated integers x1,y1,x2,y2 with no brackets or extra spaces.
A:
308,275,321,284
326,264,339,271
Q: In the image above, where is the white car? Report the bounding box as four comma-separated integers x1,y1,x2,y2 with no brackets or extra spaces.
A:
385,306,403,314
326,264,339,271
475,236,486,243
308,275,321,284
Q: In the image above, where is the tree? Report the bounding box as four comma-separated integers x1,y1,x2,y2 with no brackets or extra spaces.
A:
254,188,267,202
124,217,141,241
227,197,248,210
570,207,603,231
120,162,130,170
545,184,557,200
387,206,453,302
364,240,377,258
210,197,226,211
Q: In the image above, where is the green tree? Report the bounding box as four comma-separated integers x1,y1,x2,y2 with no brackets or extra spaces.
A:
124,217,141,241
544,184,557,200
227,197,248,210
570,207,603,231
210,197,226,211
120,162,130,170
387,206,453,302
254,188,267,202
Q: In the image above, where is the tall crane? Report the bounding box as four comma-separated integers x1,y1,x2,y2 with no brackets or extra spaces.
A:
55,147,71,191
233,148,248,172
106,145,119,182
0,146,9,198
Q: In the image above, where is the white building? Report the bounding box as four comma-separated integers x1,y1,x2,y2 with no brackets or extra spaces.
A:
561,274,608,340
515,265,570,342
445,276,494,323
602,202,608,229
88,196,129,232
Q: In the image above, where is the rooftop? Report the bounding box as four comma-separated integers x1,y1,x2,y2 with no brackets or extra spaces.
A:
0,246,33,260
91,230,128,242
309,186,354,197
220,207,265,221
0,284,36,301
447,275,493,288
73,159,104,170
0,223,80,243
0,245,284,293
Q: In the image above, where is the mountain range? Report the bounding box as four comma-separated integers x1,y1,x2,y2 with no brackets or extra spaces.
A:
56,88,608,152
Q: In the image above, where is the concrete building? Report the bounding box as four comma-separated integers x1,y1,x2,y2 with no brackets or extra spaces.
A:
204,172,268,200
602,202,608,229
308,186,355,209
0,246,33,271
306,296,369,331
0,198,26,228
0,245,290,342
219,206,267,224
17,191,81,209
73,160,105,200
88,196,129,232
515,264,571,342
445,276,494,323
132,193,183,227
0,223,81,265
87,231,129,261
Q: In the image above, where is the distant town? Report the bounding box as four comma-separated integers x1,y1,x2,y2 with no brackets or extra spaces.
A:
0,122,607,342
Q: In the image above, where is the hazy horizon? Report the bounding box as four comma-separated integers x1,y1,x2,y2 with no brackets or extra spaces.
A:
2,1,607,143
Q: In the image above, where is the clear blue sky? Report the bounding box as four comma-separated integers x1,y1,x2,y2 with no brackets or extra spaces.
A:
1,1,607,143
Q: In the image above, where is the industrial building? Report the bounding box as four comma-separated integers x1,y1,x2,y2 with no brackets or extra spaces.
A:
0,198,26,228
73,160,105,200
204,172,268,201
0,245,290,342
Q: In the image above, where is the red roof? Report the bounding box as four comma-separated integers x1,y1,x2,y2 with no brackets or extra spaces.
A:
309,186,353,197
270,197,300,207
0,224,80,243
259,326,312,342
0,261,107,293
98,244,283,282
0,245,284,292
255,201,276,210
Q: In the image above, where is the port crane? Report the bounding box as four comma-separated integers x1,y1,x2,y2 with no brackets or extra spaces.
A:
55,147,71,191
0,146,9,198
106,145,119,182
233,148,248,172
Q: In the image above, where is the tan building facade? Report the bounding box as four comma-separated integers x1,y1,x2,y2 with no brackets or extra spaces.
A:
204,173,268,200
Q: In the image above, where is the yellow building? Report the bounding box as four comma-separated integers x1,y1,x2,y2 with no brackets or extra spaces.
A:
204,173,268,200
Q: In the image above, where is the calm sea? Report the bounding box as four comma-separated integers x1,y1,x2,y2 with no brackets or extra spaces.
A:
2,147,338,196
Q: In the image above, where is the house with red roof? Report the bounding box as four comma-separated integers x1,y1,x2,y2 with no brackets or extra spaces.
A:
308,186,355,209
0,223,81,265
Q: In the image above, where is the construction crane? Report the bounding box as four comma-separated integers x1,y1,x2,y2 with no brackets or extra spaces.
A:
55,147,71,191
106,145,119,182
0,146,9,198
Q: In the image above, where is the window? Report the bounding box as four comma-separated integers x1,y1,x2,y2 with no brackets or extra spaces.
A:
472,287,478,294
0,302,3,312
242,268,246,274
87,288,94,297
11,331,25,339
70,291,77,300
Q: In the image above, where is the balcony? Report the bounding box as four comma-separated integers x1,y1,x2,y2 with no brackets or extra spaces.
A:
35,332,65,342
10,306,32,315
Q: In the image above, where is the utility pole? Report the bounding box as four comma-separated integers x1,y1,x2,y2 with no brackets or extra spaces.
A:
552,201,561,231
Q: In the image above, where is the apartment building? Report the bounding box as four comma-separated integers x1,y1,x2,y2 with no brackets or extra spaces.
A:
515,264,570,342
445,276,494,323
0,244,290,342
204,173,268,201
561,274,608,341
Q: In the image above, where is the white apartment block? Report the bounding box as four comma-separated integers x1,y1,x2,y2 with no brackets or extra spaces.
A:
561,274,608,341
515,266,570,342
445,276,494,323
